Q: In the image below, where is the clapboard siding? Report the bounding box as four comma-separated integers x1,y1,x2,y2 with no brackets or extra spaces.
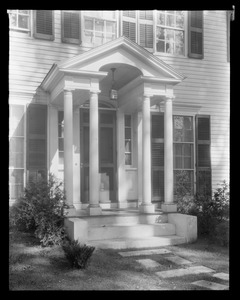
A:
8,10,230,190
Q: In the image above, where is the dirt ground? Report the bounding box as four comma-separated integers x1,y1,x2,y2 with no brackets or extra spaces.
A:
9,230,229,291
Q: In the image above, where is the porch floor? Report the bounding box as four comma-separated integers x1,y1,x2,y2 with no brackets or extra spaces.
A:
66,208,164,218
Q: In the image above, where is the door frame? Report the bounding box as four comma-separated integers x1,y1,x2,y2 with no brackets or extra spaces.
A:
80,107,117,204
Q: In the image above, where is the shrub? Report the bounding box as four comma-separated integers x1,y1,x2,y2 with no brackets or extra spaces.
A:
62,240,95,269
175,174,230,242
9,174,68,247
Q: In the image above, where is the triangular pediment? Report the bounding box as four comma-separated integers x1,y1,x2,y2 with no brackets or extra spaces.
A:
58,36,185,81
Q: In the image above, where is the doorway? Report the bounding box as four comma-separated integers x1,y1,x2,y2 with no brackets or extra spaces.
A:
80,108,117,204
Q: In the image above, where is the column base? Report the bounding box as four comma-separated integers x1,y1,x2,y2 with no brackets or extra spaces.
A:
139,203,155,214
86,205,102,216
161,203,177,213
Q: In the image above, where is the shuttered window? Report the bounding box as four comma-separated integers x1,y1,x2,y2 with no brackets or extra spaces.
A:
125,115,132,165
151,114,164,201
140,24,153,48
33,10,54,40
9,105,25,201
139,10,153,20
173,116,194,196
196,115,211,195
188,11,203,59
61,11,80,44
27,104,47,183
123,21,136,42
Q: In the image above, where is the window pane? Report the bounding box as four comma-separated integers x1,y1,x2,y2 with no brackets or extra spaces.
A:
156,27,165,40
157,13,165,25
125,140,132,152
9,137,24,168
106,21,115,33
85,19,93,30
10,105,24,137
95,19,104,32
125,128,131,139
175,31,184,55
174,170,193,195
125,115,131,127
156,40,165,52
9,13,17,27
59,138,64,151
59,151,64,164
9,169,24,200
166,14,174,27
18,15,28,29
125,153,132,165
176,12,184,28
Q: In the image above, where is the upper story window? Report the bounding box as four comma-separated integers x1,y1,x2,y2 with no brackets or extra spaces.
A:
156,11,185,55
33,10,54,40
122,11,137,43
62,11,80,44
8,10,30,31
82,11,117,46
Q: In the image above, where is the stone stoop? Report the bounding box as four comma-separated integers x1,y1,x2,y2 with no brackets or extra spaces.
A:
64,211,192,249
88,235,186,249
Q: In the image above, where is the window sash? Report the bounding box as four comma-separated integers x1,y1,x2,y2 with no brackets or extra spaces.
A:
8,10,30,31
83,16,116,46
124,115,132,166
61,11,80,44
33,10,54,40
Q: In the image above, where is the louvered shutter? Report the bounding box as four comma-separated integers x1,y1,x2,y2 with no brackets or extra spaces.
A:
188,11,203,59
196,115,211,195
139,10,153,20
34,10,54,40
151,114,164,201
27,104,47,182
62,11,80,44
140,24,153,48
123,21,136,42
123,11,136,18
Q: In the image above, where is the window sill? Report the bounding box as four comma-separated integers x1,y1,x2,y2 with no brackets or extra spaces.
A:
125,167,137,171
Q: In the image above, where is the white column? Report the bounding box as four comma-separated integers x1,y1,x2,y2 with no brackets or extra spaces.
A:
87,91,102,215
162,97,177,212
139,95,155,213
73,107,81,209
63,89,74,209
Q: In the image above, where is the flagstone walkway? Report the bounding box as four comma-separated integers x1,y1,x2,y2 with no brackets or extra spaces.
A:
118,248,229,290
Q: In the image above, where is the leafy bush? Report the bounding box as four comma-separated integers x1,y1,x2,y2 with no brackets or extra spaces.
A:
175,174,230,244
62,239,95,269
9,174,68,246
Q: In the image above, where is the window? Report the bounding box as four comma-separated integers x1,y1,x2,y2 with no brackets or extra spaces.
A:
27,104,47,183
8,10,30,31
124,115,132,165
139,10,153,48
33,10,54,40
82,11,117,46
58,111,64,165
9,105,25,201
122,11,136,42
196,115,211,195
156,11,185,55
173,116,194,195
188,11,204,59
61,11,80,44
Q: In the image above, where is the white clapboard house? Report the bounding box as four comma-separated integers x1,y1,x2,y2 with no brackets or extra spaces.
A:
8,10,231,248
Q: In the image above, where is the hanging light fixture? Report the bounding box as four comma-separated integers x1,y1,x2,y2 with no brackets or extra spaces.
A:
109,68,118,100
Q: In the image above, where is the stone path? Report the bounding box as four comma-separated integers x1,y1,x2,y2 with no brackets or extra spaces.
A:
118,248,229,290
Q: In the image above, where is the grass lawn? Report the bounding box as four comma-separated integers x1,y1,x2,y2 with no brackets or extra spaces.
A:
9,229,229,290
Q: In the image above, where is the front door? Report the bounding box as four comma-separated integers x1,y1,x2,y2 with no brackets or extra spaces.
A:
80,108,117,204
151,113,164,203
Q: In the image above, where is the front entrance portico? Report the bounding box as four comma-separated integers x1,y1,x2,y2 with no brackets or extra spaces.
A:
41,36,185,215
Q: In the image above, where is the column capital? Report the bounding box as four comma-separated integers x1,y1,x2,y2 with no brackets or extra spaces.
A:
142,93,153,100
163,95,175,102
63,88,75,94
89,89,101,96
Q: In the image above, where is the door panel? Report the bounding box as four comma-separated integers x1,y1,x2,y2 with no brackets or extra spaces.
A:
151,114,164,202
80,109,117,203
